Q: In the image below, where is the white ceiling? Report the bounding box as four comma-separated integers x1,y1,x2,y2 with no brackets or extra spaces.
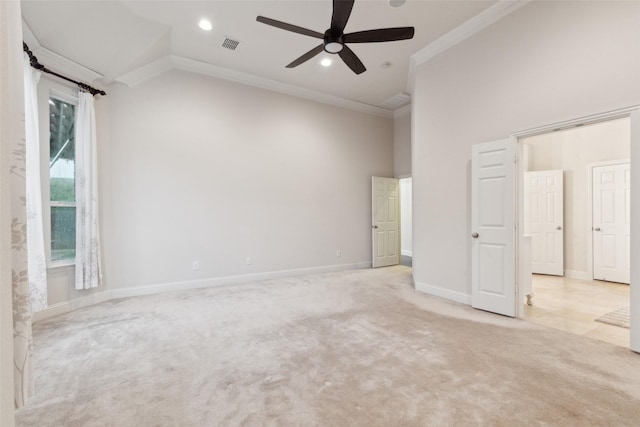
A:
21,0,497,111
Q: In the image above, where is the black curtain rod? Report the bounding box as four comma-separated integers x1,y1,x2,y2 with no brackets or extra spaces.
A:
23,42,106,97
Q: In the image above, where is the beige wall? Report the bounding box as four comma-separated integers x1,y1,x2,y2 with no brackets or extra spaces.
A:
103,69,393,292
394,112,411,178
412,1,640,299
524,118,630,278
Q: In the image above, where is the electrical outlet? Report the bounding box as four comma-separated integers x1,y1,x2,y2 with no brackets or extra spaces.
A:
336,249,341,257
246,257,252,265
192,261,199,271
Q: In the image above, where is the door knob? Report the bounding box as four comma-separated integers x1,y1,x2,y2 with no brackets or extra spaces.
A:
593,227,601,231
556,226,562,230
372,225,378,229
471,232,479,238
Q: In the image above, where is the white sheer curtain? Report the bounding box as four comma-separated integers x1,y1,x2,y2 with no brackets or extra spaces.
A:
75,92,101,290
2,0,34,410
23,53,47,312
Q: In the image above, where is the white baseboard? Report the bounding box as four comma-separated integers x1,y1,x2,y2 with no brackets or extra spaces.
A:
414,282,472,305
111,261,372,300
34,262,373,321
33,302,69,322
564,270,589,280
401,250,413,257
33,290,112,323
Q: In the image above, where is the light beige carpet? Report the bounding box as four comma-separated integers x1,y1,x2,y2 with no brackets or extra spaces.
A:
596,307,631,329
15,266,640,426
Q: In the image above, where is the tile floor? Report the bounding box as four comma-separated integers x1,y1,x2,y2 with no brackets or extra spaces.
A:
522,274,630,348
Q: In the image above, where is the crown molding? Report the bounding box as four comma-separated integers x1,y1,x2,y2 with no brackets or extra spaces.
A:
393,104,411,119
406,0,530,93
173,56,393,118
114,55,393,118
22,19,103,84
22,19,40,50
114,55,175,88
32,47,104,83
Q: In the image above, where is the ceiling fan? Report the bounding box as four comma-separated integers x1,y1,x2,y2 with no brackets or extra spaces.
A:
256,0,415,75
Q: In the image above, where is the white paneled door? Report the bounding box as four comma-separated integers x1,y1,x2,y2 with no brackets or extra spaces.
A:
525,170,564,276
592,162,630,284
372,177,399,268
471,139,516,317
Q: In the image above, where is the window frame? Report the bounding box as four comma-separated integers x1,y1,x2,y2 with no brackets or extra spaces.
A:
47,89,78,268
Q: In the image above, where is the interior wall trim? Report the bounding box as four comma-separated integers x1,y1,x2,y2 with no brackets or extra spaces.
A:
110,261,372,300
113,55,174,88
512,106,640,139
415,282,472,306
115,55,394,118
406,0,530,94
33,290,112,323
24,18,394,119
34,262,371,323
21,19,103,84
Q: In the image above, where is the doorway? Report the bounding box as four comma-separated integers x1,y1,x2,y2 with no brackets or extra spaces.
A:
518,116,631,346
400,177,412,267
370,176,412,269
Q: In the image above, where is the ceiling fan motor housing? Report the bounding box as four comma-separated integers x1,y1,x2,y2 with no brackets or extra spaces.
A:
323,29,344,54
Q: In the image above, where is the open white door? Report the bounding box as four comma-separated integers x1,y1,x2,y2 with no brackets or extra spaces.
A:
525,170,564,276
372,176,399,268
471,139,517,317
592,162,630,284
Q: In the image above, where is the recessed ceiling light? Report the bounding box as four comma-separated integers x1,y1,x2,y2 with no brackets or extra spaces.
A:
321,58,332,67
389,0,406,7
199,19,213,31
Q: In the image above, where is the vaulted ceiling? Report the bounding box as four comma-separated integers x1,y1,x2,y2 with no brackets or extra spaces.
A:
22,0,499,113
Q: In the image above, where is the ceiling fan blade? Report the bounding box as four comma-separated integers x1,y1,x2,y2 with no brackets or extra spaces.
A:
257,16,324,39
344,27,415,43
286,44,325,68
331,0,355,33
338,45,366,75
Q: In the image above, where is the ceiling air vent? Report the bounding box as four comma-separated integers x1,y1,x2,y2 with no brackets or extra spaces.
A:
380,92,411,109
221,37,240,51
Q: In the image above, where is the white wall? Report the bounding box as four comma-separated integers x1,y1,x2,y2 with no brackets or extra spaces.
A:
394,112,411,177
412,1,640,302
103,69,393,292
523,118,630,278
400,177,412,256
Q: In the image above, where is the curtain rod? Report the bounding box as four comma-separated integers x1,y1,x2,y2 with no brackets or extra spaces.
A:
23,42,106,97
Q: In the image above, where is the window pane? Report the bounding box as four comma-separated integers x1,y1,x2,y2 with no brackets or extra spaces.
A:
51,206,76,262
50,98,75,203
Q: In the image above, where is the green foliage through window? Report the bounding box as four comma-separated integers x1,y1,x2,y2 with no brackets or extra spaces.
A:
49,97,76,261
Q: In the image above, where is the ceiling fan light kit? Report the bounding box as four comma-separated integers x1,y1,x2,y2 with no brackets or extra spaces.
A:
257,0,414,75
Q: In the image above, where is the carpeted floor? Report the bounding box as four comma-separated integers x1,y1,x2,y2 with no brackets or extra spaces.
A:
16,266,640,426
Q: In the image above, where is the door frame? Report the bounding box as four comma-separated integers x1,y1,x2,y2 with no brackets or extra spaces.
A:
587,159,631,281
511,106,639,353
399,176,413,258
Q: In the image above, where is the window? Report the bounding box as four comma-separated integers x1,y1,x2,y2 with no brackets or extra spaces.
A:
49,97,76,262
